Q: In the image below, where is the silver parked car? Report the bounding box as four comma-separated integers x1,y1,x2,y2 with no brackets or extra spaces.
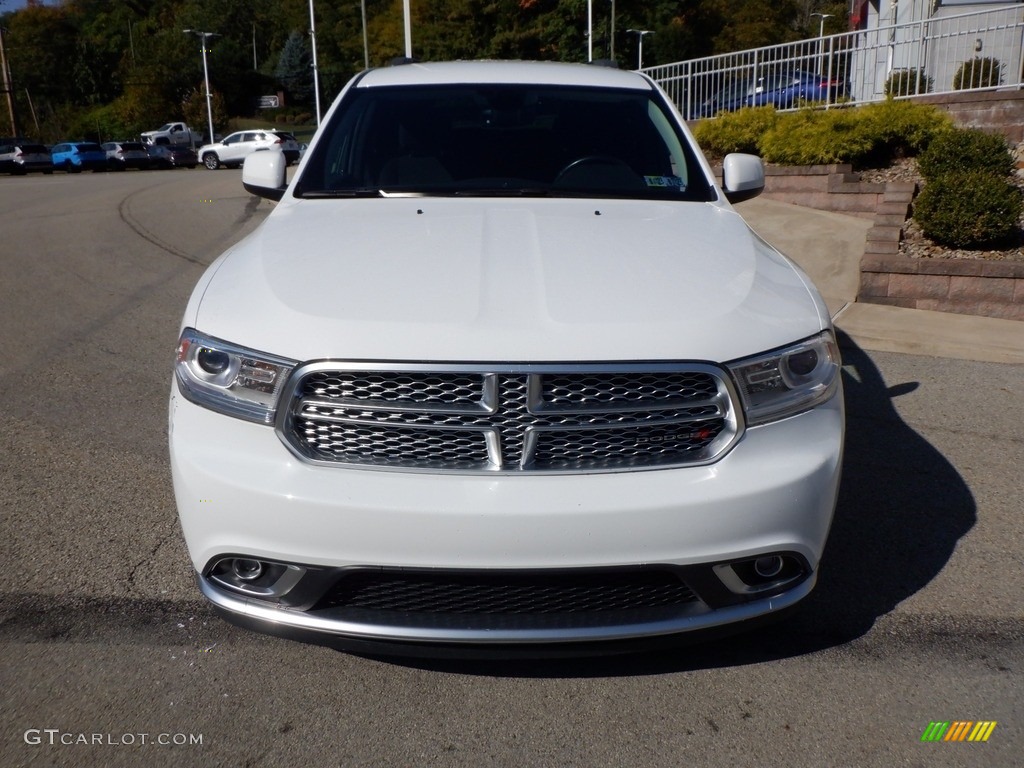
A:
101,141,151,171
0,142,53,174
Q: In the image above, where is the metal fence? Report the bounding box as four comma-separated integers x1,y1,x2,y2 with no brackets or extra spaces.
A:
643,5,1024,121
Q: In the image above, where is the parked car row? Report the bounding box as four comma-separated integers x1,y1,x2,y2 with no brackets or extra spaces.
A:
0,129,302,175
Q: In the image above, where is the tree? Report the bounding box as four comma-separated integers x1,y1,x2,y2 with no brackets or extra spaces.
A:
276,29,312,106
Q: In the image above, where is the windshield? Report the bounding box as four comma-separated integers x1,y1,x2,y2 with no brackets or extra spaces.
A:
294,83,714,201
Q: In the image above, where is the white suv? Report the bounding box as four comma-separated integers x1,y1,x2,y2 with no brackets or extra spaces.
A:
171,61,844,654
199,129,300,169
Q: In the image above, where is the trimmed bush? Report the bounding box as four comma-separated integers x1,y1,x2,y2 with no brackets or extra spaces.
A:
885,68,933,97
758,107,874,166
857,98,951,159
914,171,1022,249
692,98,950,168
691,106,778,159
917,128,1012,181
953,57,1002,90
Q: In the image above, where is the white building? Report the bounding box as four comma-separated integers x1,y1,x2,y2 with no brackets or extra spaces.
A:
851,0,1024,100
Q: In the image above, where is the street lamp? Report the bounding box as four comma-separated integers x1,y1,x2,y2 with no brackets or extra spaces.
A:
811,13,833,77
308,0,322,125
626,28,653,70
183,29,218,148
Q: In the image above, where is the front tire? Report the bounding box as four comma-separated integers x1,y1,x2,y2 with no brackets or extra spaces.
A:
203,153,220,170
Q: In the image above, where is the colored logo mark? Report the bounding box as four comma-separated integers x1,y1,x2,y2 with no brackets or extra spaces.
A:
921,721,997,742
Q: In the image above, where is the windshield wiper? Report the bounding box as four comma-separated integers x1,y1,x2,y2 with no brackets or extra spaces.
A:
296,188,383,198
454,188,551,197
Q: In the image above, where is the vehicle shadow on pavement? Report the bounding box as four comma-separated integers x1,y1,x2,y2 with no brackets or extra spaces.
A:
379,331,976,677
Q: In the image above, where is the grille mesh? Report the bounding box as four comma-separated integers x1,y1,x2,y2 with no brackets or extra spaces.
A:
316,569,699,615
284,366,735,472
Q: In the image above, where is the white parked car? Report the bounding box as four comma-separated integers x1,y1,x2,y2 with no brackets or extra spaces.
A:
198,128,300,170
170,60,844,654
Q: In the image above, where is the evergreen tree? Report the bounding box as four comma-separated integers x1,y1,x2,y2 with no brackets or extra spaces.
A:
276,29,313,106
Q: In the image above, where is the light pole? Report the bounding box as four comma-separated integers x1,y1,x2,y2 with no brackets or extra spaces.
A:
184,29,218,147
811,13,832,77
586,0,593,61
626,28,653,70
360,0,369,70
308,0,322,125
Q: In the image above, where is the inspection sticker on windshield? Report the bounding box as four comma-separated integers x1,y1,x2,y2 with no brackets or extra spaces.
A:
644,175,686,189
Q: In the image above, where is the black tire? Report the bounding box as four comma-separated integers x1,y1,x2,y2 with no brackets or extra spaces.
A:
203,153,220,170
66,161,80,174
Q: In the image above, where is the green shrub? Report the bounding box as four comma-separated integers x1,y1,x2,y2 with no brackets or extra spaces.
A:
758,107,874,166
692,98,950,168
953,57,1002,90
885,68,933,97
691,106,778,159
914,171,1022,248
857,98,952,159
917,128,1012,181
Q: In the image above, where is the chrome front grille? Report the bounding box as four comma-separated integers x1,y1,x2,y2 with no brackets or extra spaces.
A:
278,363,740,473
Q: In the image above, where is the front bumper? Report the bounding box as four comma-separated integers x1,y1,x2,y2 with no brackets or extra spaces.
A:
169,386,843,646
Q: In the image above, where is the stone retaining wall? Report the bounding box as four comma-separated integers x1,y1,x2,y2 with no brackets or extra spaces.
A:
912,90,1024,144
745,165,1021,321
859,254,1024,320
760,164,884,219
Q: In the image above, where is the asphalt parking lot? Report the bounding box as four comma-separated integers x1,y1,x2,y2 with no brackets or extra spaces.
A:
0,170,1021,767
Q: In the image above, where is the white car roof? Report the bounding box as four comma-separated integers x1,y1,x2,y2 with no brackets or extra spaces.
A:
356,60,654,91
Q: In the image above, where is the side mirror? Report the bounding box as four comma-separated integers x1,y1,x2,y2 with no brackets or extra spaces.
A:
721,153,765,204
242,151,287,202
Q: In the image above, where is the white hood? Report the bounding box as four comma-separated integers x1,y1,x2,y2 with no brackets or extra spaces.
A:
190,197,828,364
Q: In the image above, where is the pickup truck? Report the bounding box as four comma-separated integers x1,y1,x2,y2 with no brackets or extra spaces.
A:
140,122,202,148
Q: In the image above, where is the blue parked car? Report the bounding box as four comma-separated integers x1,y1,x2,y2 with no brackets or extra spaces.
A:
701,70,848,116
50,141,108,173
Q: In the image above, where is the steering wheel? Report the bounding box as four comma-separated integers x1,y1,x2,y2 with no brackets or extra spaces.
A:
554,155,634,184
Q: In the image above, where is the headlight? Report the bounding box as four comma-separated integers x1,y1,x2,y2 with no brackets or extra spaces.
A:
174,328,297,424
727,331,840,426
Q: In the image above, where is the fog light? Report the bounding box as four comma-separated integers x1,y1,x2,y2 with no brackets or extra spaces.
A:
713,552,809,596
232,558,264,581
753,555,784,579
207,556,307,599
